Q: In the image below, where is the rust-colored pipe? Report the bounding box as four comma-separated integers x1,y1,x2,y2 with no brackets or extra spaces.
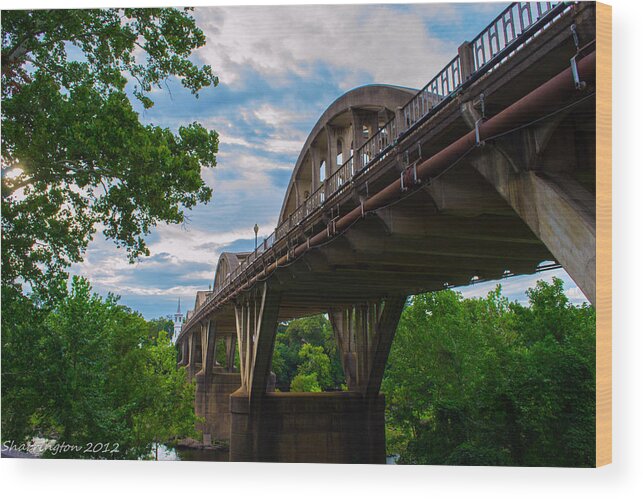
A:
189,50,596,328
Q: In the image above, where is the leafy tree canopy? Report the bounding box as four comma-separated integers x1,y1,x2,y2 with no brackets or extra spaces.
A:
290,373,322,393
147,316,174,342
382,278,595,467
1,8,219,296
1,276,197,458
290,344,333,392
271,315,345,392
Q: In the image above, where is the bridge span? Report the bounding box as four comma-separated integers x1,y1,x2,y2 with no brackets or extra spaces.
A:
176,2,598,463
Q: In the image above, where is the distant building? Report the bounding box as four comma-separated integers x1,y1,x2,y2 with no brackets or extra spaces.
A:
172,298,184,344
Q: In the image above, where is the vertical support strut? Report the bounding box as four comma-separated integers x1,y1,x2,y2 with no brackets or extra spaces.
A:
329,295,406,395
187,331,196,378
204,319,216,376
234,282,282,403
225,335,237,373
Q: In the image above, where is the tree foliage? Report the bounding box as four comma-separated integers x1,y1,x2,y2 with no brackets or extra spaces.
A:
1,8,219,296
290,373,322,393
271,315,344,392
290,344,333,392
382,278,595,467
147,316,174,343
1,277,197,459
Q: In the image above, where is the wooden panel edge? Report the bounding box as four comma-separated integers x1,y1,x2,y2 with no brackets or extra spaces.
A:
595,1,612,468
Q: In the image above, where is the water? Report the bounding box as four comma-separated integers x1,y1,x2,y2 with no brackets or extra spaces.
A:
155,444,229,461
160,444,395,463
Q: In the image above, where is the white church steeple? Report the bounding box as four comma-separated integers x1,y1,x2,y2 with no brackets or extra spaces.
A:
172,298,184,344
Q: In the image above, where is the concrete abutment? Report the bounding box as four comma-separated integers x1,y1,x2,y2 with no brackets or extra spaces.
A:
195,370,241,444
230,390,386,463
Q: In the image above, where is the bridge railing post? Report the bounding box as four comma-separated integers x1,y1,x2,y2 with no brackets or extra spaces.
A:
458,41,475,81
395,106,406,138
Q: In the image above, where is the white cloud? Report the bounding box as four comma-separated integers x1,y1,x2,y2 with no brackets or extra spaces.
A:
147,222,276,265
252,103,314,128
198,108,311,157
565,285,589,304
193,4,466,89
218,131,254,148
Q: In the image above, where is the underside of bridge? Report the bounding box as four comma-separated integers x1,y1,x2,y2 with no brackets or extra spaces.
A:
176,2,598,463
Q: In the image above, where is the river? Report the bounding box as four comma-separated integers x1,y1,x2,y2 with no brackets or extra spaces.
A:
158,444,398,463
155,444,229,461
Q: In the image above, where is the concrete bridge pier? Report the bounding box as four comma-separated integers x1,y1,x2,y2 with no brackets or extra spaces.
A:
230,390,385,463
229,295,405,463
193,321,241,444
195,369,241,444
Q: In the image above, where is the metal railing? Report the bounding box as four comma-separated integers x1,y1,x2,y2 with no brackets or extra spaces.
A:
355,116,398,174
403,55,460,130
471,2,563,72
187,1,572,330
326,155,354,198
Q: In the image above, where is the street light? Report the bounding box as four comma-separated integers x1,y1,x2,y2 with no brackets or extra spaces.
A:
253,223,259,250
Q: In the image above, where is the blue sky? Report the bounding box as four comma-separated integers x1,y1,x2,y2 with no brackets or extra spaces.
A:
70,2,588,319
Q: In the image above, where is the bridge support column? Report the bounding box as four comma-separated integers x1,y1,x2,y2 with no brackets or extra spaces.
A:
227,281,391,463
234,282,282,402
188,328,204,379
229,295,406,463
224,335,236,373
193,320,242,444
230,390,385,463
329,296,407,396
177,337,188,367
195,370,241,444
183,330,194,379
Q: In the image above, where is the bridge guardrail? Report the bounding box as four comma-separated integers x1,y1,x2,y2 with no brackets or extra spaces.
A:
403,55,460,130
326,155,354,199
471,2,564,73
191,1,572,331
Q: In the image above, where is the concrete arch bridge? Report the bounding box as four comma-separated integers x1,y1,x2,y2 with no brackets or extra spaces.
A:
176,1,598,463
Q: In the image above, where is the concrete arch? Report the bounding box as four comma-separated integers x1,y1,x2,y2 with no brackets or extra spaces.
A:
278,84,417,224
194,290,210,310
213,252,250,290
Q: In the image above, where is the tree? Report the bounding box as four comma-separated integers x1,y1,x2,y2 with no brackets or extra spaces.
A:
290,344,333,392
290,373,322,393
1,8,219,297
0,284,50,443
382,279,595,467
147,316,174,343
0,276,198,459
507,279,596,466
128,331,199,460
271,315,345,391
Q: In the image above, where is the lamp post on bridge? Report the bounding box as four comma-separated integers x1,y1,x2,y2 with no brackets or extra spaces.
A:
254,223,259,251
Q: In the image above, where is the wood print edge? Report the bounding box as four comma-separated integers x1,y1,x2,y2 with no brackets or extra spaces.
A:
595,0,612,468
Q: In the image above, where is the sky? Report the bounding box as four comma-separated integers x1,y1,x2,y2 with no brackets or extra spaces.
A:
69,2,589,319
